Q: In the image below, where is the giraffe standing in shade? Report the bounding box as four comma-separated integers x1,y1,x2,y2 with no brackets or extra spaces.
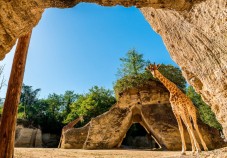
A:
146,63,208,155
58,116,83,148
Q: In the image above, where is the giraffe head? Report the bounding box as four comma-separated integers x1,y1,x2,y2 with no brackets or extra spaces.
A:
146,63,160,78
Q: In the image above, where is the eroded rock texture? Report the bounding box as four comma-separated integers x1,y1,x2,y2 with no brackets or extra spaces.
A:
60,81,225,150
0,118,42,147
15,126,42,147
141,0,227,137
0,0,204,59
0,0,226,137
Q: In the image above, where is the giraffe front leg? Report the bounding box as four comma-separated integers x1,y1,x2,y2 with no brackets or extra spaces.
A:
174,113,186,155
188,129,196,154
58,134,63,148
182,116,201,154
189,127,201,155
192,116,208,151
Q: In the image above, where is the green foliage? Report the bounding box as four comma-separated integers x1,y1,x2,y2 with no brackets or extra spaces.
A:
117,49,148,77
35,97,64,134
61,91,79,119
17,84,116,134
114,71,155,95
114,49,186,94
19,84,41,119
19,85,79,133
158,64,186,92
186,86,222,130
0,105,3,114
64,86,116,125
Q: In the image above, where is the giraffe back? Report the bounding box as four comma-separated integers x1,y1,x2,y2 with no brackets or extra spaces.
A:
170,91,197,118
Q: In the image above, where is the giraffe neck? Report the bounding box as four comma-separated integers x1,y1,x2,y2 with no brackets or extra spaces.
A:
155,70,178,94
67,117,81,128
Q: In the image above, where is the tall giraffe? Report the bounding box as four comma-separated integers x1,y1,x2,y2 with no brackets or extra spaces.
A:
58,116,83,148
146,63,208,155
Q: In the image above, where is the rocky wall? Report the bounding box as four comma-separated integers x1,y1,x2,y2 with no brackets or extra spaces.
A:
140,0,227,136
15,126,42,147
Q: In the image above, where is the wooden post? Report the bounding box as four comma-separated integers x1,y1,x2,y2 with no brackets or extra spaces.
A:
0,31,32,158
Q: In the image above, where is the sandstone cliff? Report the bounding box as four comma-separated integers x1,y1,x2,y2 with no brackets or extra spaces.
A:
0,0,226,137
140,0,227,138
60,81,225,150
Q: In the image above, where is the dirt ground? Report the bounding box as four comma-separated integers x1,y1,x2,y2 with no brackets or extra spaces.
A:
14,148,227,158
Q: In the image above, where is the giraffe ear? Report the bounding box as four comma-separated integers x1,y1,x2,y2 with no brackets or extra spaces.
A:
157,64,161,69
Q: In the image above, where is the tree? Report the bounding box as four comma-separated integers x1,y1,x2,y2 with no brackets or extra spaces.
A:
64,86,116,125
0,65,6,93
114,49,186,94
45,93,64,120
158,64,186,92
0,65,6,110
186,86,222,130
19,84,41,119
117,49,148,77
62,91,79,120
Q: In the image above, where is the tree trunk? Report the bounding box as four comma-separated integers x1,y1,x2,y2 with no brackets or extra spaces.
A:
0,31,32,158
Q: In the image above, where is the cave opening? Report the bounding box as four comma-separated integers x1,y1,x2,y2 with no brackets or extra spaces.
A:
121,123,159,149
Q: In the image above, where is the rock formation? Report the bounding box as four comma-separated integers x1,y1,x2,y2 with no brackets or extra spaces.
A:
60,81,225,150
0,118,42,147
0,0,226,137
140,0,227,138
15,125,42,148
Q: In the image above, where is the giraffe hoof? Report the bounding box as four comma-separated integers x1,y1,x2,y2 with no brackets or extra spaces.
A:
204,148,208,151
196,150,201,155
181,152,186,155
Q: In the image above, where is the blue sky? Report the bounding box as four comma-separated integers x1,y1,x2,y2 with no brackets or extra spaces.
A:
0,3,177,98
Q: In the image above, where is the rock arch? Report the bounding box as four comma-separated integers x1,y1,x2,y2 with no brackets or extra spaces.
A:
59,81,225,150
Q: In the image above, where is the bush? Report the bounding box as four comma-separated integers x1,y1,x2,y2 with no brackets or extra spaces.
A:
186,86,222,130
114,64,186,95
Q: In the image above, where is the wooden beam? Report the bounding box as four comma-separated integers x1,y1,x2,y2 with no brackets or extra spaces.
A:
0,31,32,158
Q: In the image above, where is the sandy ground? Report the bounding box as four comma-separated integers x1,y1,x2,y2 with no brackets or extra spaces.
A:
14,148,227,158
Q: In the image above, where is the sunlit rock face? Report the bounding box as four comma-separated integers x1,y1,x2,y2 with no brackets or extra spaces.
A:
0,0,203,59
141,0,227,137
60,81,225,150
0,0,44,59
0,0,226,137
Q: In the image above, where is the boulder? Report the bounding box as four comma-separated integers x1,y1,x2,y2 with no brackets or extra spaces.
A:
15,126,42,148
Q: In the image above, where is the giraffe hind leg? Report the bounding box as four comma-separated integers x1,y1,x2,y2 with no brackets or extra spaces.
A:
192,116,208,151
188,128,196,154
181,115,201,154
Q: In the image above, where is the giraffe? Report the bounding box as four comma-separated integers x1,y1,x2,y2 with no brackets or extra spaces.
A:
58,116,83,148
146,63,208,155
